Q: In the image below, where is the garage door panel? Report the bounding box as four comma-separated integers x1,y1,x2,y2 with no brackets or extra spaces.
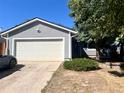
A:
15,39,64,61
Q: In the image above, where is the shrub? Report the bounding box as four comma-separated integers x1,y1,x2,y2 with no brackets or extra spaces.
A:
64,58,99,71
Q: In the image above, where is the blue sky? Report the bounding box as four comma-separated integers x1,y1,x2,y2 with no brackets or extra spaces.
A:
0,0,74,30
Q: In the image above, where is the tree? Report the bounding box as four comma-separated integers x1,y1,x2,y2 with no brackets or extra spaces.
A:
68,0,124,60
115,27,124,60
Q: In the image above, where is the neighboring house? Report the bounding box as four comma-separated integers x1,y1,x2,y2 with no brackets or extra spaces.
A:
1,18,77,62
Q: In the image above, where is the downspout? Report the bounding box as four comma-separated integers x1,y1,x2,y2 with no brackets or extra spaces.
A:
69,32,72,59
6,33,9,55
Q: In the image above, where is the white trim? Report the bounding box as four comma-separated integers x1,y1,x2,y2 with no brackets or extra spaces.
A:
1,18,77,35
5,33,9,55
86,48,96,51
12,37,65,40
68,32,72,59
12,37,65,61
70,35,72,59
84,48,96,51
62,38,65,61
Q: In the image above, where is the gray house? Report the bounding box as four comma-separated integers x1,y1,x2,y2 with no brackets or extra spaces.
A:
1,18,96,62
1,18,77,62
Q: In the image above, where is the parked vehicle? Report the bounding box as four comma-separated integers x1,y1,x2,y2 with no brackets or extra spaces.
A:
0,36,17,69
0,55,17,68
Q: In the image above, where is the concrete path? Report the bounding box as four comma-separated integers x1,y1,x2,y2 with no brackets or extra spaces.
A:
0,62,61,93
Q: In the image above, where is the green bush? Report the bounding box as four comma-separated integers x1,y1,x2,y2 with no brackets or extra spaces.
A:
64,58,99,71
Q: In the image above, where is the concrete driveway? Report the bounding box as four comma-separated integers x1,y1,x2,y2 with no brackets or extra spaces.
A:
0,62,61,93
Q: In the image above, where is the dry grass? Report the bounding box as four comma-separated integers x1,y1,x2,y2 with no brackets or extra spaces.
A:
42,63,124,93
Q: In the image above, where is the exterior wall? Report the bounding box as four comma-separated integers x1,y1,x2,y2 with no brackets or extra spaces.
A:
7,21,71,59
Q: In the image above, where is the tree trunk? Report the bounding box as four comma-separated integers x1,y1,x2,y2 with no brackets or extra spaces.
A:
96,47,101,60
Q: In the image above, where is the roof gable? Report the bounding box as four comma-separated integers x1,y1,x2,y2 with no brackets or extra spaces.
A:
1,18,77,35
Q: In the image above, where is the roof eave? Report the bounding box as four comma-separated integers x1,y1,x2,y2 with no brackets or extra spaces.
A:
1,18,77,35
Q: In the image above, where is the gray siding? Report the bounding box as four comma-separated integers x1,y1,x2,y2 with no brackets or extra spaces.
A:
7,21,70,59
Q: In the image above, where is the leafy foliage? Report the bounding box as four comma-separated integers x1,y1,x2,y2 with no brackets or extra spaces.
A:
64,58,99,71
69,0,124,45
115,27,124,44
68,0,124,59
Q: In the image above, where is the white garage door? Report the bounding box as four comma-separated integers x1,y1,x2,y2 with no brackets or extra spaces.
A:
14,39,64,61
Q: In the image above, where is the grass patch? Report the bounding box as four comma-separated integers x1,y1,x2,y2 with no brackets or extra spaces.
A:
64,58,99,71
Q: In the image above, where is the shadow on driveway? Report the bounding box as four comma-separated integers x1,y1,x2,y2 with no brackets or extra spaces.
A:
0,64,25,79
